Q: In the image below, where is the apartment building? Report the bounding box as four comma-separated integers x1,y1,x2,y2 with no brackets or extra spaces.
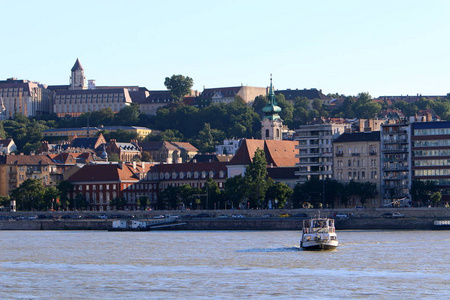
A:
295,118,350,182
411,121,450,205
0,78,52,119
333,132,381,207
380,121,411,206
0,154,58,196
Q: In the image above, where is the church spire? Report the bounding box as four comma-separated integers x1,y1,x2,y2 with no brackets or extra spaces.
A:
262,74,281,120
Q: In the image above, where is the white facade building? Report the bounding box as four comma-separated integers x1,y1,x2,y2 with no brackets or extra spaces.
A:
295,119,350,183
0,78,52,118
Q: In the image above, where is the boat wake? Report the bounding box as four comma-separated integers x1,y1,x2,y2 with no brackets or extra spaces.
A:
237,246,300,253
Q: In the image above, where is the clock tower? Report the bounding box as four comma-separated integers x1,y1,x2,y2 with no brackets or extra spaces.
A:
70,58,86,90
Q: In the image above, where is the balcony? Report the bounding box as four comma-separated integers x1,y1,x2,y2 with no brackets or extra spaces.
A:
336,152,344,157
382,148,409,153
382,165,409,171
351,153,360,156
370,151,377,155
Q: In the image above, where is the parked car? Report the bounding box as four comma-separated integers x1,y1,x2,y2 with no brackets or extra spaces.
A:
195,213,211,218
261,214,273,218
392,212,405,218
152,215,165,219
232,214,245,218
98,214,108,219
335,213,348,219
381,212,405,218
278,213,291,218
217,214,229,219
292,213,308,218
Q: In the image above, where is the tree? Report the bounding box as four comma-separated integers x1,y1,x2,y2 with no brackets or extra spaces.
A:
145,129,184,142
141,151,153,162
178,184,202,209
265,181,293,209
114,103,140,125
203,179,223,210
136,196,150,210
99,129,139,143
244,148,269,208
10,178,45,211
194,123,215,153
224,175,246,209
43,186,61,211
430,191,442,207
0,122,6,139
158,185,180,210
291,178,324,208
0,195,10,209
164,74,194,101
252,95,267,118
355,182,377,207
110,196,127,210
411,180,435,206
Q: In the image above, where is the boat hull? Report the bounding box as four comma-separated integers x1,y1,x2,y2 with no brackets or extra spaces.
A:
301,241,338,250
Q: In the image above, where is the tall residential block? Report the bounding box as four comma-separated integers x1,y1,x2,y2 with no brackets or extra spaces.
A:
295,118,350,182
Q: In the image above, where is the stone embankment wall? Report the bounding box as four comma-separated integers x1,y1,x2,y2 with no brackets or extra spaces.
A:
0,207,449,230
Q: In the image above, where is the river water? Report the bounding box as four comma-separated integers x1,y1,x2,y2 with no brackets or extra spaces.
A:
0,230,448,299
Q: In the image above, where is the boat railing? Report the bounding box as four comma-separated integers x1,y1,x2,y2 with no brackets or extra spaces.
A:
434,220,450,226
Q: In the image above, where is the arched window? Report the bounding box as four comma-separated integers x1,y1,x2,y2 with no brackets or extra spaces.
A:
265,129,270,138
276,129,280,138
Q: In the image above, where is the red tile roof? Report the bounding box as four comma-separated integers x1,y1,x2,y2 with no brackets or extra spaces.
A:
229,139,298,167
3,154,55,165
67,163,142,183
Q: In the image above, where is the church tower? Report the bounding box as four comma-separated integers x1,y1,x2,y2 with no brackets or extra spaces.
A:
261,75,284,140
70,58,86,90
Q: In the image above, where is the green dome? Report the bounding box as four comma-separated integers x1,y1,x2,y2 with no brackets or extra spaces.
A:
262,75,282,120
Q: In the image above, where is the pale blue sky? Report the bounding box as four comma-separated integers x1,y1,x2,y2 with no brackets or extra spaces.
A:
2,0,450,97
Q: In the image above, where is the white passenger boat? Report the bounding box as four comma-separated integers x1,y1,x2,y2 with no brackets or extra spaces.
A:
300,218,338,250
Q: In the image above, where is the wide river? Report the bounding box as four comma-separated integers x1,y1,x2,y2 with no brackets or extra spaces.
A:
0,230,448,299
